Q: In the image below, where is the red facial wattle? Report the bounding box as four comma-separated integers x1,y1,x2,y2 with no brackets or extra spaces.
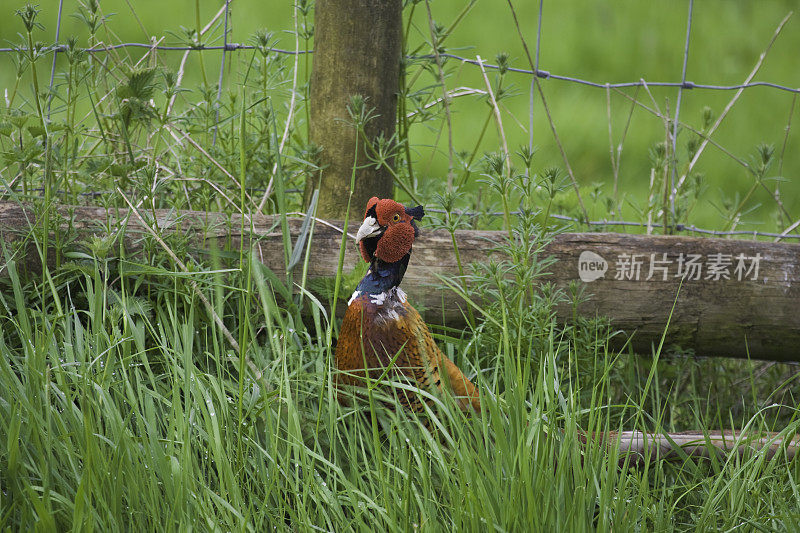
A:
375,223,416,263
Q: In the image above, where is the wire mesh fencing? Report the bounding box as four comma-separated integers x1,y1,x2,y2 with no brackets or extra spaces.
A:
0,0,798,240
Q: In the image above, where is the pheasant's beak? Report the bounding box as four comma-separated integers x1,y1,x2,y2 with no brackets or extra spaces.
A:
355,216,382,243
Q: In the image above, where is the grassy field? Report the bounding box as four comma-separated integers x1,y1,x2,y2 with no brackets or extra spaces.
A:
1,1,800,530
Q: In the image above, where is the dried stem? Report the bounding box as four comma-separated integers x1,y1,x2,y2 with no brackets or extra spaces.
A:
424,0,456,191
674,12,793,195
505,0,589,224
258,2,302,212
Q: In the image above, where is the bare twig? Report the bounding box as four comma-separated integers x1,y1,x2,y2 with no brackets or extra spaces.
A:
405,87,487,118
505,0,589,224
258,1,302,211
606,84,640,210
45,0,65,119
612,89,751,174
674,12,793,195
164,125,255,208
528,0,543,157
166,3,229,115
475,56,510,181
775,92,797,230
606,86,616,199
669,0,694,217
171,177,244,214
424,0,456,191
212,0,232,146
776,218,800,242
285,211,357,240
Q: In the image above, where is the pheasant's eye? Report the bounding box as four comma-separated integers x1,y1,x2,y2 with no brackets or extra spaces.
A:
392,213,401,222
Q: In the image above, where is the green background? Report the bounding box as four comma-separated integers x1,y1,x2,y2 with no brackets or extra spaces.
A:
1,0,798,231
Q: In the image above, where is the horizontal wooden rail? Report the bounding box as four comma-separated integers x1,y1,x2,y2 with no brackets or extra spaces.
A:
1,202,798,359
585,430,799,466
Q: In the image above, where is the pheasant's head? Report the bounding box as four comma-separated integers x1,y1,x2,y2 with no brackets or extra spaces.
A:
355,197,424,264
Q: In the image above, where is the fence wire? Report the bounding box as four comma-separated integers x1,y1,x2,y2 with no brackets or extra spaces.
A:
2,44,798,95
425,209,800,240
1,0,798,241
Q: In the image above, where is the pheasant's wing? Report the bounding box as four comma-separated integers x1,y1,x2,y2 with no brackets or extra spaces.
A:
335,298,369,387
335,297,432,413
335,295,481,414
402,302,481,413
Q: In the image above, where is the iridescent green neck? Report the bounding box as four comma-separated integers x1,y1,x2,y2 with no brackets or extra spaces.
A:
355,254,410,296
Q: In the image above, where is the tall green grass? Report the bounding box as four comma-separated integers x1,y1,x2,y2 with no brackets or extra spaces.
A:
1,239,799,530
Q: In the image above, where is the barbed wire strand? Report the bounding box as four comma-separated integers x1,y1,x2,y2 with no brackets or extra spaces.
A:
0,43,301,53
423,208,800,240
3,42,799,94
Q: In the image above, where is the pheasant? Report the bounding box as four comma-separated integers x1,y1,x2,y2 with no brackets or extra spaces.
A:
334,197,481,415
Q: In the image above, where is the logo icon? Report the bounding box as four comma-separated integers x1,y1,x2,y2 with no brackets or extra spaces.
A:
578,251,607,282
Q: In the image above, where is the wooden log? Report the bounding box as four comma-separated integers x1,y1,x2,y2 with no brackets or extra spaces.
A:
590,430,800,466
1,202,798,359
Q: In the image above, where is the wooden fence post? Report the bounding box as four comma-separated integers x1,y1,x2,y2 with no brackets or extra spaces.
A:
307,0,402,219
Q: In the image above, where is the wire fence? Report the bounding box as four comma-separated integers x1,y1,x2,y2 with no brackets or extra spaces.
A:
3,42,799,95
1,0,798,240
0,42,305,54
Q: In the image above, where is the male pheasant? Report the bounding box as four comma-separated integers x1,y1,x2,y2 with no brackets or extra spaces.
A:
334,197,481,415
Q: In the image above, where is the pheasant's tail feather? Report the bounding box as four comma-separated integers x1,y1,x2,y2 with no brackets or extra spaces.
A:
438,353,481,413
